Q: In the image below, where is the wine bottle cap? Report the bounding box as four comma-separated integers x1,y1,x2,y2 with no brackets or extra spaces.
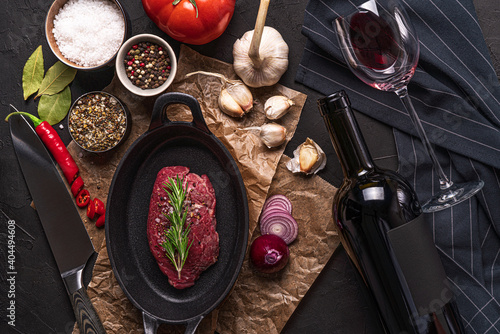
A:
317,90,351,116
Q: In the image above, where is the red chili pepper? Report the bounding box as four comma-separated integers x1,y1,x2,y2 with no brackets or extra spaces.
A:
6,112,79,184
93,198,105,216
76,189,90,208
87,200,96,220
71,176,84,197
95,214,105,228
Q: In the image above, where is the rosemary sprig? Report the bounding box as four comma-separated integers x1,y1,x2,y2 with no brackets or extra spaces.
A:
161,176,193,279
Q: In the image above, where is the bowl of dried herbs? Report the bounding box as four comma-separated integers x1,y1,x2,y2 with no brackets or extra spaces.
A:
68,91,131,153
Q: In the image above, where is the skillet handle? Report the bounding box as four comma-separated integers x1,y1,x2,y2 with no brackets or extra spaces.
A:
142,311,159,334
142,312,203,334
149,92,210,134
185,316,203,334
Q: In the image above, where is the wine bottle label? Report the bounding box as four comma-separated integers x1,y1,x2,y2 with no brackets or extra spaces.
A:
387,214,452,317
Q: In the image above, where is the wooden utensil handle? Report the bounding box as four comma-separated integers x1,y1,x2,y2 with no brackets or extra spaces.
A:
249,0,271,68
70,287,106,334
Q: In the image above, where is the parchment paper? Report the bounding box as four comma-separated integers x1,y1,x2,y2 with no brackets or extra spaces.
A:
70,45,339,333
216,155,339,333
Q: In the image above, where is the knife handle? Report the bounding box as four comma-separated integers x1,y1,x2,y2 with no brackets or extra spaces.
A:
70,287,106,334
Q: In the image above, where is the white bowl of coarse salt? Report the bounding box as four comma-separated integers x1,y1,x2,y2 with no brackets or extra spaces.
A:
45,0,128,70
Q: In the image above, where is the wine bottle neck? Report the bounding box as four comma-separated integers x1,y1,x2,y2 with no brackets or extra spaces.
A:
318,91,375,178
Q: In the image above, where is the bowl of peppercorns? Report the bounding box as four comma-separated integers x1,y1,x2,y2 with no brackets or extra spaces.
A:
116,34,177,97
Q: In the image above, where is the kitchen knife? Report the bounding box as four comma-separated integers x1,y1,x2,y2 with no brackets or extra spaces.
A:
9,112,105,334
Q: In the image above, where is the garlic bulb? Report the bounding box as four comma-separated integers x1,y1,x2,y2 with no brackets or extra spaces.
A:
186,71,253,118
233,27,289,88
233,0,289,88
286,138,327,175
244,123,287,148
265,95,295,120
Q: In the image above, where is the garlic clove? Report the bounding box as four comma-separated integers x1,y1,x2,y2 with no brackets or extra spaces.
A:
226,81,254,112
259,123,287,148
185,70,253,116
286,138,327,175
299,138,320,173
244,123,287,148
265,95,295,120
219,89,245,118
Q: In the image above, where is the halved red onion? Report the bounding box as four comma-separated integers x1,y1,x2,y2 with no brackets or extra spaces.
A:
263,194,292,214
260,211,298,244
250,234,290,273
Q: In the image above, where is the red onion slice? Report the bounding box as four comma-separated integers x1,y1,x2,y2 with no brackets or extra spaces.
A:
260,208,289,224
263,194,292,214
260,211,298,244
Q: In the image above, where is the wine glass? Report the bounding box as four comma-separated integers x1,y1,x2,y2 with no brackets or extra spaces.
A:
334,0,484,213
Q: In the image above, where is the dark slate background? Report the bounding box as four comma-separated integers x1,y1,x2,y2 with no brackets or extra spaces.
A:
0,0,498,333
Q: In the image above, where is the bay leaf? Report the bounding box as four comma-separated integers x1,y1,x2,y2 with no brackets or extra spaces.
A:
22,45,44,100
38,85,72,125
35,61,77,98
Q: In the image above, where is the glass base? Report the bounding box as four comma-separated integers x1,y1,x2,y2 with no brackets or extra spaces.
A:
422,180,484,213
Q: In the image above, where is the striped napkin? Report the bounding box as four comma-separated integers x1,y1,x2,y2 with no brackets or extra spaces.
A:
296,0,500,331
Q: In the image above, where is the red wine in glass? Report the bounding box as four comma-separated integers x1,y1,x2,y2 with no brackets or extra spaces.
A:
335,0,483,213
350,11,400,71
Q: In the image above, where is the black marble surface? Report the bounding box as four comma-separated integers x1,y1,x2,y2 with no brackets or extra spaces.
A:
0,0,498,333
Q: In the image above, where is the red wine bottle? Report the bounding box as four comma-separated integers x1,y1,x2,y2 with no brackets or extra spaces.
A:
318,90,465,334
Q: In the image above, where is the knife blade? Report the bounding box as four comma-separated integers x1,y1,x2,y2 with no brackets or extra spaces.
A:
9,112,105,334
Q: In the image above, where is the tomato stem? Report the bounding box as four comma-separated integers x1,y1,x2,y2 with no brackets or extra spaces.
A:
172,0,198,18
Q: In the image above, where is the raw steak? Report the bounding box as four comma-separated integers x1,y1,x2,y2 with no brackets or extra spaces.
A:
147,166,219,289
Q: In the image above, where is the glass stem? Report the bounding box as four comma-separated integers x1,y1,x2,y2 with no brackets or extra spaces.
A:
395,87,453,190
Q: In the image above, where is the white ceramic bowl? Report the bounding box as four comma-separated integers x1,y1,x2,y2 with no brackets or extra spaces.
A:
115,34,177,97
45,0,128,70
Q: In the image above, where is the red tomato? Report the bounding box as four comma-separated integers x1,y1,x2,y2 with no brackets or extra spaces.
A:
142,0,235,45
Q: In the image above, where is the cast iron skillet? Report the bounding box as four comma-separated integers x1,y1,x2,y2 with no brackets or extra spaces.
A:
106,92,249,333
